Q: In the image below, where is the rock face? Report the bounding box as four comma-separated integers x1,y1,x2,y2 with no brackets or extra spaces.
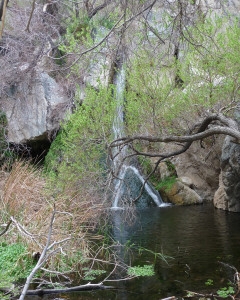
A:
171,136,223,202
0,72,70,145
214,136,240,212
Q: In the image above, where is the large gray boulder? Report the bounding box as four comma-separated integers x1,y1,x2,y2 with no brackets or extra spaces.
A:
0,72,70,144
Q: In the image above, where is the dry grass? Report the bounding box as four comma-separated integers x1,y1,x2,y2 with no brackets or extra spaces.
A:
1,160,46,220
0,160,107,276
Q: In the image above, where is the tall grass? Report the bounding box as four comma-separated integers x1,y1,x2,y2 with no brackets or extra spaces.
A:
0,160,107,283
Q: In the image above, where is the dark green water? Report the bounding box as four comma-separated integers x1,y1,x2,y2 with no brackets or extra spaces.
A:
27,204,240,299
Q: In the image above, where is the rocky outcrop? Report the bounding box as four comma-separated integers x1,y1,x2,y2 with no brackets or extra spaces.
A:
0,72,70,146
153,137,223,204
214,136,240,212
171,136,223,202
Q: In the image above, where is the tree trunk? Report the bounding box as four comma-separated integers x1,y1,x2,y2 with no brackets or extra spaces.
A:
0,0,8,40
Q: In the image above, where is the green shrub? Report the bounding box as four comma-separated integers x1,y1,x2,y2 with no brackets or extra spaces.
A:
44,84,116,200
217,285,235,298
127,264,155,277
0,242,36,288
156,176,177,192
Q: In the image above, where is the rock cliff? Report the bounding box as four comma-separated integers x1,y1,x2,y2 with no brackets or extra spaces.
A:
0,71,70,155
214,135,240,212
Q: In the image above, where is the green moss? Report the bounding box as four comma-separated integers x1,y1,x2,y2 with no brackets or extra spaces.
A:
156,176,177,192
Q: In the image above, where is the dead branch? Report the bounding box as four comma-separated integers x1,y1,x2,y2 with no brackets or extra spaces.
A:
184,290,230,299
87,0,112,20
22,283,114,296
0,0,8,21
25,0,37,33
19,206,56,300
0,219,12,236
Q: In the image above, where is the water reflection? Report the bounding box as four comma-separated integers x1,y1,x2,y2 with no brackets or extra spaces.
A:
26,204,240,300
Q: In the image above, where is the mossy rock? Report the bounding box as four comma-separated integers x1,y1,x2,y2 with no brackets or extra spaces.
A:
160,180,202,205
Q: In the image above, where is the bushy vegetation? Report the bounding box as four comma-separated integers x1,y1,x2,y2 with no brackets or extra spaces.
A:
45,84,116,201
0,243,36,288
124,16,240,137
0,160,112,298
127,264,155,277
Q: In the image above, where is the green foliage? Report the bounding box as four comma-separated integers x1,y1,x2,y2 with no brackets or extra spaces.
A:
156,176,177,192
137,246,173,265
217,285,235,298
180,16,240,110
82,268,106,281
52,250,86,274
205,278,214,286
139,156,153,174
45,84,116,197
97,11,118,29
125,52,173,135
0,111,15,167
165,160,176,173
0,242,36,288
127,264,155,277
124,16,240,137
59,16,93,53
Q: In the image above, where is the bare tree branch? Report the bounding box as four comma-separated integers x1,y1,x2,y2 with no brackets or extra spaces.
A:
87,0,112,20
110,113,240,150
0,0,8,39
25,0,37,33
21,283,114,296
19,206,57,300
0,219,12,237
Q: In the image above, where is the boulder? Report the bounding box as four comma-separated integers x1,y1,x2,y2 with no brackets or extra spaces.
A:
171,135,223,202
0,72,70,145
160,179,203,206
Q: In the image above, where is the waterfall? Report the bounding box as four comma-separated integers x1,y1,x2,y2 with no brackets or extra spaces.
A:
111,65,167,209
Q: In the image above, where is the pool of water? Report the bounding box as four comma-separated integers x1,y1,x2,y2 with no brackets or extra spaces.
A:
26,204,240,299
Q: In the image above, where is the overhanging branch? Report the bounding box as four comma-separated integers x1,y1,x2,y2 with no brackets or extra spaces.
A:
110,123,240,149
109,113,240,185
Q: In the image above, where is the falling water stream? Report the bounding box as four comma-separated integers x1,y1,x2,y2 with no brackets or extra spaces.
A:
111,65,165,209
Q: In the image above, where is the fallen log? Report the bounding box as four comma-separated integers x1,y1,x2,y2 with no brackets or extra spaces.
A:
23,283,114,296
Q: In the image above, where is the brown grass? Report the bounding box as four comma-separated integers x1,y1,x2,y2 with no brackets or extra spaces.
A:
0,160,107,275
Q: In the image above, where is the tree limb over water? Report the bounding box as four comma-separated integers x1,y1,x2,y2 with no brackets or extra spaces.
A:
109,112,240,180
19,283,114,296
110,112,240,156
